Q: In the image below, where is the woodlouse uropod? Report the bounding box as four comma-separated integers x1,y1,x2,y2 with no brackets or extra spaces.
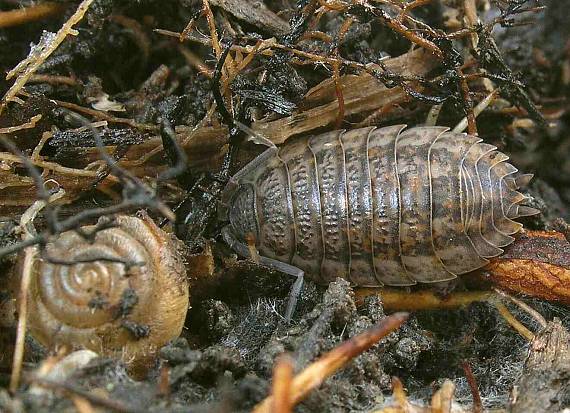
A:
219,125,539,294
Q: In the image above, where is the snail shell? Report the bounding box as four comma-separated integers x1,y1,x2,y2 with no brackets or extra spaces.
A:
20,213,188,366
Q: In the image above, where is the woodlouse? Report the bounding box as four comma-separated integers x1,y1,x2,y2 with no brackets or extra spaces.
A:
220,125,539,286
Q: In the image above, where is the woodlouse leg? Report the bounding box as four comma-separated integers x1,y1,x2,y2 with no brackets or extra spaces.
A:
222,226,305,321
257,256,304,322
234,120,277,149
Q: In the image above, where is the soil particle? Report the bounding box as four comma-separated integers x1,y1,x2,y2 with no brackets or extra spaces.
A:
199,299,235,340
162,339,246,386
294,279,357,368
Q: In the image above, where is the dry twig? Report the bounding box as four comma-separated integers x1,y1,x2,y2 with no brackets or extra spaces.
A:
494,289,548,328
452,88,500,133
0,110,182,261
0,0,95,115
9,189,66,393
271,354,294,413
490,300,535,341
0,2,67,28
461,361,483,413
253,49,440,143
371,377,459,413
253,312,409,412
0,114,43,134
430,380,456,413
355,289,494,310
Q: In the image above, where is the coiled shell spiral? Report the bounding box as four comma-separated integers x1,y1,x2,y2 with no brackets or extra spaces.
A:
20,214,188,365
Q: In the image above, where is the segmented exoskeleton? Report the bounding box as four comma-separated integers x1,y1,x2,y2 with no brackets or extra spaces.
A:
220,125,539,286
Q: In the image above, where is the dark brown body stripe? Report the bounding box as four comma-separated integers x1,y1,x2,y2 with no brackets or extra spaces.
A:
341,127,377,285
308,130,350,283
279,139,324,280
368,125,411,285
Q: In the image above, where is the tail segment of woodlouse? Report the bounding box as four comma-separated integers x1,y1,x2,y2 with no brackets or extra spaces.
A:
220,126,540,288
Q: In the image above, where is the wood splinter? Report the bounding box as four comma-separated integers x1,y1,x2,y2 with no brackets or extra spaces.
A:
253,312,409,413
509,319,570,412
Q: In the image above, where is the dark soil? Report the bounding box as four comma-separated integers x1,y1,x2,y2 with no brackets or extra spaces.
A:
1,0,569,411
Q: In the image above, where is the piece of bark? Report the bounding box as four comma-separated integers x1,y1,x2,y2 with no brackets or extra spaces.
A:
0,155,117,216
509,319,570,412
252,49,440,144
0,126,228,216
61,125,228,174
209,0,289,35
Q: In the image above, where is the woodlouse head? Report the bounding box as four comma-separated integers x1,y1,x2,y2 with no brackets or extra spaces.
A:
223,183,260,247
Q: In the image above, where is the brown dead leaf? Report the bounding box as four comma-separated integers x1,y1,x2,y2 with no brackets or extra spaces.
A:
485,230,570,304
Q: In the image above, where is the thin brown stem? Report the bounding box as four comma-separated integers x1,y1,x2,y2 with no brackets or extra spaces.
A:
0,2,67,28
456,67,477,135
9,243,36,393
494,289,548,328
253,312,409,412
492,301,535,341
461,361,483,413
271,355,294,413
355,288,494,310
